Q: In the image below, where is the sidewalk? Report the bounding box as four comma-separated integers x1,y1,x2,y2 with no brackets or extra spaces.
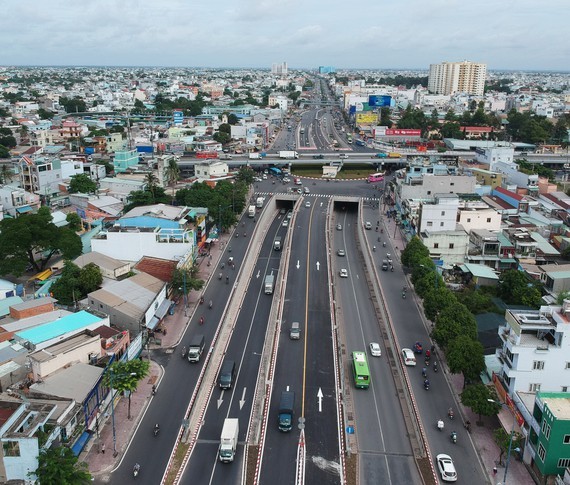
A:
82,232,231,478
382,214,534,485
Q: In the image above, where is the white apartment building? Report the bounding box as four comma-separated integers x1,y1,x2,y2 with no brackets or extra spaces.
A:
475,146,515,171
398,174,476,202
496,303,570,395
418,194,459,233
428,61,487,96
457,205,502,233
194,161,229,180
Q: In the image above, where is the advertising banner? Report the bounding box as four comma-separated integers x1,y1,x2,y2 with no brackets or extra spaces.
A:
173,110,184,125
355,113,379,124
369,95,392,107
385,129,421,136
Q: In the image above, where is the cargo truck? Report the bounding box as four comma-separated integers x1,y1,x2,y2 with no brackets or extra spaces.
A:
248,205,256,218
278,151,299,159
278,391,295,432
187,334,205,363
264,274,275,294
248,152,266,160
218,418,239,463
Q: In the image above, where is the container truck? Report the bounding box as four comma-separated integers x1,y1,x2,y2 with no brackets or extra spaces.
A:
278,391,295,432
248,152,266,160
218,418,239,463
187,334,205,363
248,205,255,218
278,151,299,159
264,274,275,294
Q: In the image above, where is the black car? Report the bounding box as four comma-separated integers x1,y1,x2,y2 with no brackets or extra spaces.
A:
312,154,324,159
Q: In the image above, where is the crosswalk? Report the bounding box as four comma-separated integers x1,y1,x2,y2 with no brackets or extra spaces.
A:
255,191,380,202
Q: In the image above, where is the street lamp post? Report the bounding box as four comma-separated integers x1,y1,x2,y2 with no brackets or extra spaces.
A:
109,370,118,457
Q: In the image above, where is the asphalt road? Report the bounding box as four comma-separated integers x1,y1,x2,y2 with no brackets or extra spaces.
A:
333,209,421,485
179,216,287,485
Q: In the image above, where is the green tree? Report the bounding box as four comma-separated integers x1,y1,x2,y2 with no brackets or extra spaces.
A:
171,267,204,299
103,360,150,420
0,145,10,158
461,383,501,423
493,427,523,466
227,113,239,125
423,286,456,321
134,99,146,110
444,109,457,121
213,131,230,144
497,269,542,307
0,134,17,148
164,157,180,187
0,207,82,275
32,445,91,484
457,287,495,314
0,164,15,183
397,105,427,131
380,107,393,128
68,173,97,194
401,236,431,268
37,108,55,120
447,335,485,388
78,262,103,293
429,109,439,127
235,166,255,185
66,212,83,232
433,303,477,349
50,261,102,305
440,122,463,139
59,96,87,113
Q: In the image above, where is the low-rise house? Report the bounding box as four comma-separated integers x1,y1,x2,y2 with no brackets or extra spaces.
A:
98,176,146,203
0,185,41,217
74,252,131,280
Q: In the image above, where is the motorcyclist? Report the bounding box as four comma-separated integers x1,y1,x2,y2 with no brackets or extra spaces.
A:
437,419,444,431
451,431,457,443
209,300,213,309
151,385,156,396
433,361,438,372
373,246,376,252
133,463,141,476
424,379,430,389
448,408,454,419
226,276,229,284
181,346,186,358
199,316,204,325
422,367,427,378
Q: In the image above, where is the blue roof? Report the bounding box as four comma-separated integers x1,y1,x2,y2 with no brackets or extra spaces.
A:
0,296,23,317
16,310,103,345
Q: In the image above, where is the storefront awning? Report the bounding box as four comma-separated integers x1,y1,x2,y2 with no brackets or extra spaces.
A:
500,258,517,263
155,299,173,320
15,205,33,214
147,316,160,331
71,430,92,456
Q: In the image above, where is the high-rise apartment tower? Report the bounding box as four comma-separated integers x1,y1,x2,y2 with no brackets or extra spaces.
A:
428,61,487,96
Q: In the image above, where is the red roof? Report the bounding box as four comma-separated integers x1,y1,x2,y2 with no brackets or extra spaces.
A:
495,186,523,201
134,257,177,282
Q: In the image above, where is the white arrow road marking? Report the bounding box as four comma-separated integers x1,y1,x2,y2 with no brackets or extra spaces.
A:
217,390,224,409
317,388,323,412
297,260,300,269
316,261,320,271
239,387,247,410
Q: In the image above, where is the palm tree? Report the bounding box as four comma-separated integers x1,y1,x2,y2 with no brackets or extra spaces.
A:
144,172,159,199
164,158,180,187
0,164,14,184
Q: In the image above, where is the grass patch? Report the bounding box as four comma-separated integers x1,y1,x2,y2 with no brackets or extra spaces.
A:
164,442,190,485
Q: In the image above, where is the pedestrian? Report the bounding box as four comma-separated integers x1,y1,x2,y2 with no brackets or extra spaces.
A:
492,467,497,476
101,443,105,454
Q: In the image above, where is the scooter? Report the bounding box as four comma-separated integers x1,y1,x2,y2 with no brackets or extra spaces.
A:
218,273,222,280
199,316,204,325
226,276,229,284
181,346,187,358
433,361,438,372
209,300,213,309
154,424,160,437
437,420,444,432
464,420,472,433
423,379,430,390
402,292,406,299
451,431,457,444
151,385,156,396
448,408,454,420
383,242,386,247
133,464,140,477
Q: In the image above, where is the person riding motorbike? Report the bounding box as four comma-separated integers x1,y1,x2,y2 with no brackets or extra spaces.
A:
437,419,444,431
181,346,186,358
133,463,141,476
433,361,438,372
151,385,156,396
422,367,427,378
402,291,406,299
218,272,222,280
450,431,457,443
199,316,204,325
244,232,247,237
209,300,213,309
154,423,160,436
199,296,204,304
373,246,376,252
226,276,229,284
383,241,386,247
464,420,472,432
424,379,430,389
448,408,454,419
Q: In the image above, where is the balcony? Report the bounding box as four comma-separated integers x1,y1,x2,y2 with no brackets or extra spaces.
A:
497,349,513,369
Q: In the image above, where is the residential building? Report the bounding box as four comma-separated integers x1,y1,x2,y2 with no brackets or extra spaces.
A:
194,161,229,180
539,264,570,295
428,61,487,96
528,392,570,481
113,149,139,173
73,252,131,280
18,155,62,198
98,176,146,203
496,303,570,395
271,62,288,76
0,185,41,217
475,146,515,171
457,205,502,233
419,229,469,267
418,194,459,233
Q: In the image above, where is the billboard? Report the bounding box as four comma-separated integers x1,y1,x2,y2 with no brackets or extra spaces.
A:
369,95,392,107
173,110,184,125
355,113,379,125
385,129,421,136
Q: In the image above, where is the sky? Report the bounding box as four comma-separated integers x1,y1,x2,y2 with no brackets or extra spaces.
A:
1,0,569,71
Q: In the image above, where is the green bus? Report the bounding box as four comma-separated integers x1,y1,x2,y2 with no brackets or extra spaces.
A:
352,351,370,389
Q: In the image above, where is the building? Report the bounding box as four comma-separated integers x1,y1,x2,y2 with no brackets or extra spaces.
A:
0,185,41,217
271,62,288,76
528,392,570,481
318,66,336,74
428,61,487,96
496,303,570,396
73,252,131,280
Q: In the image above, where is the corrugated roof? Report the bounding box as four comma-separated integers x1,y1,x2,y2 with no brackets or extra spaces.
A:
30,363,103,402
461,263,499,280
16,311,103,345
74,252,127,272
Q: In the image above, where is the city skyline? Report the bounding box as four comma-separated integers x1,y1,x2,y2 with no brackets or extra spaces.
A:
1,0,569,71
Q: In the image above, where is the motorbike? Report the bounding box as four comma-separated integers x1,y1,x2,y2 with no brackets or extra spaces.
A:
437,420,444,431
154,424,160,437
199,296,204,305
390,266,394,272
151,385,156,396
221,262,225,269
448,408,454,420
243,232,246,237
451,431,457,444
133,464,140,477
423,379,430,390
373,246,376,252
235,232,239,238
181,346,187,358
402,292,406,299
375,227,378,232
433,361,438,372
422,367,427,378
464,420,472,433
218,273,222,280
209,300,213,309
226,276,229,284
383,242,386,247
199,316,204,325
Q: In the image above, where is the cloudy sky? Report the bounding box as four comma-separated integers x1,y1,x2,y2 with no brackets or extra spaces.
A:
2,0,568,71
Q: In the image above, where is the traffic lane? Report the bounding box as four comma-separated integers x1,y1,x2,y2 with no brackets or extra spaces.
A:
181,218,285,484
363,216,486,483
260,210,312,485
179,443,244,485
303,204,341,484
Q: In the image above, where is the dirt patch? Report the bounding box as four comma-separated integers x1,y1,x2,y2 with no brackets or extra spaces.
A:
416,456,437,485
163,442,189,485
345,452,357,485
245,445,259,485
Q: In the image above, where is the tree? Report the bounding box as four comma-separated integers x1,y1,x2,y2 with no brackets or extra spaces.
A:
59,96,87,113
444,109,457,121
380,107,393,128
0,145,10,159
68,173,97,194
66,212,83,232
171,268,204,299
0,163,15,183
0,134,17,148
50,261,102,306
433,303,477,349
497,269,542,307
461,383,501,423
401,236,430,268
440,122,463,139
0,207,82,275
164,157,180,187
227,113,239,125
103,360,150,420
37,108,55,120
429,109,439,128
213,131,230,144
447,335,485,388
32,445,91,484
493,427,523,466
134,99,146,110
423,286,456,321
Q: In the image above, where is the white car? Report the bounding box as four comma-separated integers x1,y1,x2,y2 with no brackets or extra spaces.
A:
369,342,381,357
282,219,288,227
365,221,372,230
339,268,348,278
436,454,457,482
401,348,416,366
339,154,349,159
336,224,342,230
337,249,346,257
305,201,311,208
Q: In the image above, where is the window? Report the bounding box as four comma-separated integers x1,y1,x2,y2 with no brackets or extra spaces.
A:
566,362,570,369
3,441,20,457
427,221,433,227
449,243,454,249
441,211,445,216
487,218,492,223
427,191,431,195
559,458,570,468
563,387,568,393
450,182,454,186
563,435,570,444
440,222,444,227
530,383,541,392
538,443,546,461
467,218,471,223
533,361,545,370
434,243,439,249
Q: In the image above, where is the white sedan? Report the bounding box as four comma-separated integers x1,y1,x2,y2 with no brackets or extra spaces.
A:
436,454,457,482
339,268,348,278
369,342,381,357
